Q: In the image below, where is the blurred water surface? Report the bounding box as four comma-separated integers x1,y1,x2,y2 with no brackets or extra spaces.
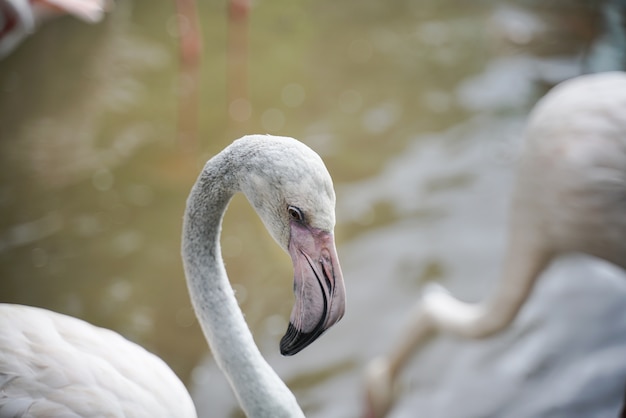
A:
1,1,625,417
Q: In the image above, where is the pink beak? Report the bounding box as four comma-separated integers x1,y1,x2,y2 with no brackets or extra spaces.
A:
280,221,346,355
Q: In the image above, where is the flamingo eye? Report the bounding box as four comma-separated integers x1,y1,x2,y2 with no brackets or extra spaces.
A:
288,206,304,223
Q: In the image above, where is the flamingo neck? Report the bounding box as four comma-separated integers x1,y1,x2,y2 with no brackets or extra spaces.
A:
480,224,552,329
181,149,304,417
422,206,552,339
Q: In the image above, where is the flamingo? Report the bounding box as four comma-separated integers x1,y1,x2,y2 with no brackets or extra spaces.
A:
364,71,626,417
0,134,346,417
0,0,109,59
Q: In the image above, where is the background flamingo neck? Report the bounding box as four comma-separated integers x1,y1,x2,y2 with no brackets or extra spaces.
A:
479,229,552,332
181,149,304,417
422,212,552,339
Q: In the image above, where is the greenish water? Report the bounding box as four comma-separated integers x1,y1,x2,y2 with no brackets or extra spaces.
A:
1,1,624,417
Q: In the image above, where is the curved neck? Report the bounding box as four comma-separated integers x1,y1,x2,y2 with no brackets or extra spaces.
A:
420,201,553,339
479,221,552,331
181,150,304,417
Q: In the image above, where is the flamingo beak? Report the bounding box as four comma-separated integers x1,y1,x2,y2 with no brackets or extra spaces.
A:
280,222,346,356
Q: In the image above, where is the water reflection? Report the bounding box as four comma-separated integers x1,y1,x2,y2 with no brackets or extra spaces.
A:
1,1,625,417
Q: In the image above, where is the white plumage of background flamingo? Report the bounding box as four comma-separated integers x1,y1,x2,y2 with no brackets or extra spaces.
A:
0,0,109,59
0,134,346,417
364,71,626,418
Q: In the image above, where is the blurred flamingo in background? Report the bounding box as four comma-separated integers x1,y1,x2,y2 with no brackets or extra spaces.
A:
364,71,626,417
0,0,109,59
227,0,250,112
172,0,202,151
171,0,249,149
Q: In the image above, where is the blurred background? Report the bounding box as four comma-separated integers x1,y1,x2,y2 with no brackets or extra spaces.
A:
1,0,626,417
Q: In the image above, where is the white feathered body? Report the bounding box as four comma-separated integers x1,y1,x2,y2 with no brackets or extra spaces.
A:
364,71,626,418
0,135,343,418
0,304,196,418
514,71,626,269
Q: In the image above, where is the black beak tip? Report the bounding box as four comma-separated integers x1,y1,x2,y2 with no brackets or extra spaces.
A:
280,322,323,356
